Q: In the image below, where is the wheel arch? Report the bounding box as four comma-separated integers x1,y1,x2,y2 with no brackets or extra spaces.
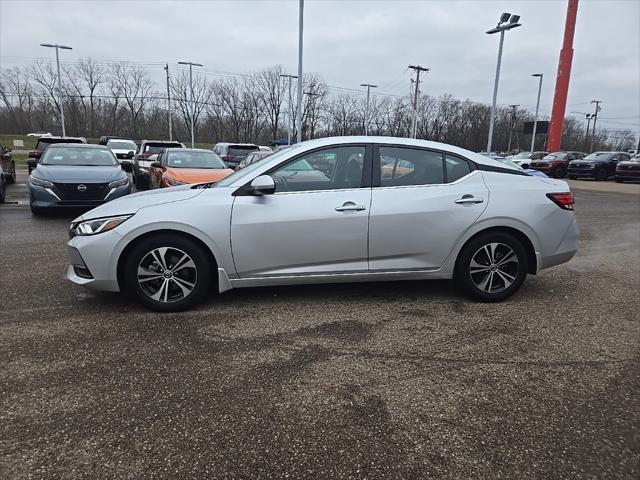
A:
116,228,219,291
454,225,538,276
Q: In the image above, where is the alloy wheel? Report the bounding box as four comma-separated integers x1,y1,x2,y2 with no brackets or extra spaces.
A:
469,242,519,294
137,247,197,303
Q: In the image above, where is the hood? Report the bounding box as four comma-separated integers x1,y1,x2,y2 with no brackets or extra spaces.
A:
32,164,126,183
78,184,205,220
165,167,234,184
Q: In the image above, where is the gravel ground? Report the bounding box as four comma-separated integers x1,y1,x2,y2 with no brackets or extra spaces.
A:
1,171,639,479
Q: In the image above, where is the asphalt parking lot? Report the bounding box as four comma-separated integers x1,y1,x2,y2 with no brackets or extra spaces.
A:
1,168,639,479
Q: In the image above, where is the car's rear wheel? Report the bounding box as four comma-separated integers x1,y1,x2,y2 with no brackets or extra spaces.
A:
124,234,212,312
616,178,624,183
568,175,577,180
6,162,16,184
595,168,608,181
455,232,528,302
553,165,566,178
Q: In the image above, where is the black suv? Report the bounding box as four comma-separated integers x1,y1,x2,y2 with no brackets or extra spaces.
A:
568,151,631,181
27,136,87,173
132,140,185,189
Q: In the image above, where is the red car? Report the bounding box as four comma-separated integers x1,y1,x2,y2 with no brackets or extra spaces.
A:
27,136,86,173
615,153,640,183
529,151,586,178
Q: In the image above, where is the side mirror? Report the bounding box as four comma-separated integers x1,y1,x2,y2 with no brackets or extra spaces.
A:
150,161,162,169
127,151,135,157
249,175,275,195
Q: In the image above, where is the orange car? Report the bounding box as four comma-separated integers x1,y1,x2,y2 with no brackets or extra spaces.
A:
149,148,234,188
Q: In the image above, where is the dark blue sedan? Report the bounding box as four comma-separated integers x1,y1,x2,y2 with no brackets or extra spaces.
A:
28,144,131,214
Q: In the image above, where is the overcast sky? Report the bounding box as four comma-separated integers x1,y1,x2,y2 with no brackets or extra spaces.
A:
1,0,639,133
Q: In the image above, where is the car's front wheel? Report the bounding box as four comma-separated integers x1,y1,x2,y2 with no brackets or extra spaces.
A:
595,168,608,181
124,234,212,312
455,232,528,302
552,165,566,178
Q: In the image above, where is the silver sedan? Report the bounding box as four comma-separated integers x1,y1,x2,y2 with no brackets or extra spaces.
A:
67,136,578,311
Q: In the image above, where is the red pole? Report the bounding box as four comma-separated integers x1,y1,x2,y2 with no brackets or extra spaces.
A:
547,0,579,152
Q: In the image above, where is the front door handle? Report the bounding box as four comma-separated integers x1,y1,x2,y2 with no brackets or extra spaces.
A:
335,201,366,212
455,195,484,205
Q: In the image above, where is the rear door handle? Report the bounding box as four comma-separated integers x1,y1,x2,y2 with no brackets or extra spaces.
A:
455,195,484,205
335,201,366,212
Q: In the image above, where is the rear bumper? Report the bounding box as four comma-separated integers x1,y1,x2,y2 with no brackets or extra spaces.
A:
539,215,579,270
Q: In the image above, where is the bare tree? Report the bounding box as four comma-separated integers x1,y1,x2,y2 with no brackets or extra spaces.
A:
171,69,212,142
110,63,153,137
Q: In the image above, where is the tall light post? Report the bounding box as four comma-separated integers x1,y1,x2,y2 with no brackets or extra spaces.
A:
589,99,601,152
280,74,298,145
178,61,203,148
40,43,72,136
486,13,522,154
530,73,543,152
295,0,304,143
360,83,378,135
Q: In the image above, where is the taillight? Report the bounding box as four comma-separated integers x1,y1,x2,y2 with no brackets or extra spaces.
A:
547,192,575,210
29,150,40,158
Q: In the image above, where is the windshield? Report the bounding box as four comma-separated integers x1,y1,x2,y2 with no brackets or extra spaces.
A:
583,152,611,160
215,144,302,187
228,146,259,157
543,153,566,160
144,143,182,155
108,140,137,150
41,147,117,166
512,152,532,159
167,151,226,169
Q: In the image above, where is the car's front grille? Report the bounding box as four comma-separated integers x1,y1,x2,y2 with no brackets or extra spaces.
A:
571,163,589,169
116,153,133,159
53,182,110,202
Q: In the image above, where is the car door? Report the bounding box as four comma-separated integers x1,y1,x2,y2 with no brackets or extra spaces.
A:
368,145,488,271
149,151,163,188
231,144,372,277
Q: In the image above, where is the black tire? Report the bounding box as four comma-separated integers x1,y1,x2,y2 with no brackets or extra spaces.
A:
455,232,528,302
552,165,566,178
595,168,608,181
6,162,16,184
568,175,577,180
0,179,5,203
134,173,148,190
124,233,213,312
615,178,624,183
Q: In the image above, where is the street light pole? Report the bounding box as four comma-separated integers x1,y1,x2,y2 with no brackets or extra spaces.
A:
164,64,173,141
40,43,72,136
360,83,378,135
296,0,304,143
178,61,203,148
530,73,543,152
486,13,522,154
280,74,298,145
589,99,601,152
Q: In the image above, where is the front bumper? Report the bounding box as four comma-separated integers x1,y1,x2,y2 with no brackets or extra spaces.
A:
616,171,640,181
66,232,122,292
567,167,596,178
529,165,552,173
29,183,131,209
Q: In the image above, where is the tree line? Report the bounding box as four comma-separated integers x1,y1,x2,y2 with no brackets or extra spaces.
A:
0,59,636,153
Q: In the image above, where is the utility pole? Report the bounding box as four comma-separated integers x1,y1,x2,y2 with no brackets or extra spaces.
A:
164,64,173,141
40,43,73,136
295,0,304,143
360,83,378,135
589,99,601,152
507,104,519,152
408,65,429,139
178,61,204,148
280,74,298,145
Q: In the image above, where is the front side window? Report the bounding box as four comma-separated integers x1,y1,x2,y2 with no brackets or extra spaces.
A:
271,146,365,193
379,147,444,186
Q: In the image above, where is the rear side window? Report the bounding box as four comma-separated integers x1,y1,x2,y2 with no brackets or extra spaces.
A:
445,155,472,182
379,147,444,186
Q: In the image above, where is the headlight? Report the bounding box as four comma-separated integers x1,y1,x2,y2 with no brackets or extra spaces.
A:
108,177,129,188
30,176,53,188
72,215,132,236
166,177,186,186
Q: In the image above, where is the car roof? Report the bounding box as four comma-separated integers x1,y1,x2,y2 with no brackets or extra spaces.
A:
164,148,212,153
141,140,183,144
38,136,86,142
282,136,522,169
48,143,108,149
215,142,259,147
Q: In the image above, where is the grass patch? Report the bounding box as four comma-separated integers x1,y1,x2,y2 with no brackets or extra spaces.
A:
12,152,28,165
